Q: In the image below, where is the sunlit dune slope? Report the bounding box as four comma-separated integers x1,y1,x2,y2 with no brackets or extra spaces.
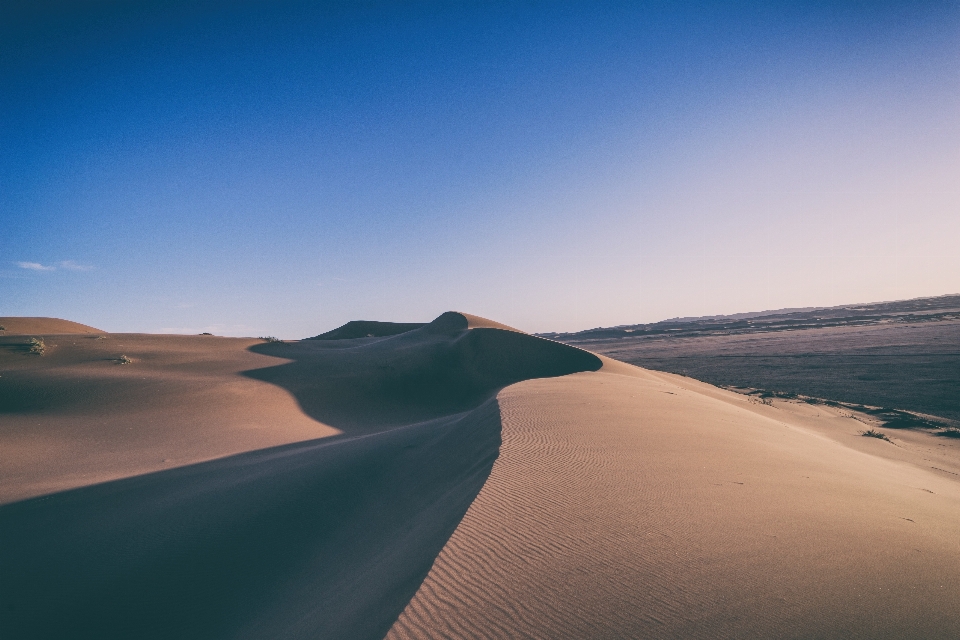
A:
0,332,337,501
0,312,601,640
389,360,960,639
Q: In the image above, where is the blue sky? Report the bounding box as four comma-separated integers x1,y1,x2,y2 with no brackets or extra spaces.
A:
3,1,958,336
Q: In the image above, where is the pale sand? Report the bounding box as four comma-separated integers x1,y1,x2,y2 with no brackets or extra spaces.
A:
2,314,959,638
389,362,960,639
0,331,338,502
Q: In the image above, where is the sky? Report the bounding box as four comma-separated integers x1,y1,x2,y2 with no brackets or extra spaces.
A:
2,1,959,337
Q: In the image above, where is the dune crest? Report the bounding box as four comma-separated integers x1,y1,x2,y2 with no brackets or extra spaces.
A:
0,317,103,335
388,367,960,639
5,311,960,638
244,312,602,431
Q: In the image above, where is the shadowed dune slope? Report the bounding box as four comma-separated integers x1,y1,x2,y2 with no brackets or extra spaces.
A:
1,402,502,640
0,313,601,640
0,316,103,334
245,311,601,431
309,320,426,340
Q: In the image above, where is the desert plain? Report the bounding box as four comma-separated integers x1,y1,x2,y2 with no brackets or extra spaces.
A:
2,311,960,639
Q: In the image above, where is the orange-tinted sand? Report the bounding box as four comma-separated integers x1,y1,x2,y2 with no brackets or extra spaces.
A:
2,314,959,638
0,316,103,335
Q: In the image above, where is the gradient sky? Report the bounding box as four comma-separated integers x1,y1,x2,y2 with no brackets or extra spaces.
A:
3,1,959,337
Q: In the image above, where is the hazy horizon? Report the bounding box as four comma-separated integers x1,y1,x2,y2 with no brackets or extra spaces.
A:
4,1,959,337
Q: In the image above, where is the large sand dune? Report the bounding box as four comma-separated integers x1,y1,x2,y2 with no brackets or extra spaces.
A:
2,313,959,638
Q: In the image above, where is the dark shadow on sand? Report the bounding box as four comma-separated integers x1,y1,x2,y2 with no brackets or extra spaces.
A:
1,404,500,640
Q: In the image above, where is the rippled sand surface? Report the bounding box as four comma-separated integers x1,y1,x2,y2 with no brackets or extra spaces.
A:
3,316,960,638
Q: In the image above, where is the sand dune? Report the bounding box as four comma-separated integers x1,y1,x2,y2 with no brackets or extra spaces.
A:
0,312,599,639
0,316,103,335
390,364,960,639
0,331,338,502
2,313,960,638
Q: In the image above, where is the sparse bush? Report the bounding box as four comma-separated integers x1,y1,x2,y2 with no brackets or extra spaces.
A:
117,355,133,364
0,324,6,331
861,429,890,442
28,337,45,355
260,336,282,343
199,332,213,336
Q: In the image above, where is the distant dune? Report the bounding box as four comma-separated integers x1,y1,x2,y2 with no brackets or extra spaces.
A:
0,316,104,335
309,320,427,340
2,312,960,638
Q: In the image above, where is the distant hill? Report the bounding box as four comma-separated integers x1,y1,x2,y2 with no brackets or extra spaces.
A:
539,294,960,342
308,320,426,340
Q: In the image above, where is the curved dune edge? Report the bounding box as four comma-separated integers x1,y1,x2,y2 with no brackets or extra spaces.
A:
11,311,957,638
0,317,104,335
388,366,960,639
0,399,504,640
457,312,524,332
0,312,605,639
242,312,601,433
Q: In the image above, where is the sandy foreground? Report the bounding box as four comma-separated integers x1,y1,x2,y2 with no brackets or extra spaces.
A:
1,314,959,639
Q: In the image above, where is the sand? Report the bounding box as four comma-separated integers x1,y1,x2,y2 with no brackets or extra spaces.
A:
390,364,960,639
2,313,959,638
0,330,338,502
0,316,103,335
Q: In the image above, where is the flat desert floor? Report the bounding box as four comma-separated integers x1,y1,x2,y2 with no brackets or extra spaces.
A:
562,319,960,425
2,313,959,639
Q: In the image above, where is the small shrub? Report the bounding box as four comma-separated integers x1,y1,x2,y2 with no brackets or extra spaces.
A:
861,429,890,442
93,335,105,340
259,336,282,343
117,355,133,364
199,332,213,336
0,324,6,331
28,337,45,355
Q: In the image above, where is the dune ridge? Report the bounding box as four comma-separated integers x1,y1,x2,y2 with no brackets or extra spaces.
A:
0,312,602,639
388,365,960,639
3,311,960,638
